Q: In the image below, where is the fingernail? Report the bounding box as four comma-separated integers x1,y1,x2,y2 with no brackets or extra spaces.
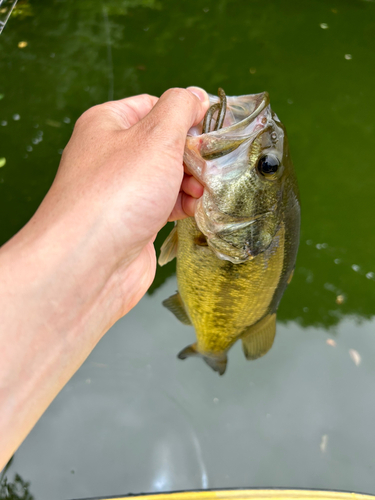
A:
187,86,209,103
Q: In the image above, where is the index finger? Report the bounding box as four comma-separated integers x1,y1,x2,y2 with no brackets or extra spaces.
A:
105,94,159,129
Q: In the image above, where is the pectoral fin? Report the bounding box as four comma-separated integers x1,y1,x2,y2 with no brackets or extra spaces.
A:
158,225,178,266
162,292,191,325
178,343,227,376
241,313,276,360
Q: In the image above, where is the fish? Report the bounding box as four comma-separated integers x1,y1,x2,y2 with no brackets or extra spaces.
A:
159,88,300,375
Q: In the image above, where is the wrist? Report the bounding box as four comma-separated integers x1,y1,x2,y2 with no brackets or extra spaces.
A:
0,192,123,347
0,191,127,467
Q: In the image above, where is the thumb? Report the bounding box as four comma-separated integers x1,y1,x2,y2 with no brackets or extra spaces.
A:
137,87,210,152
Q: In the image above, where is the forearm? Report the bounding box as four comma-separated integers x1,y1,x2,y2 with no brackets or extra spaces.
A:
0,196,122,469
0,87,208,470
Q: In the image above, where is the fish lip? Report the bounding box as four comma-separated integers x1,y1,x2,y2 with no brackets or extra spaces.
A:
193,91,270,138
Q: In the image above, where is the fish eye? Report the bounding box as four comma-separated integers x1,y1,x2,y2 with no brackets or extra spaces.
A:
257,154,281,178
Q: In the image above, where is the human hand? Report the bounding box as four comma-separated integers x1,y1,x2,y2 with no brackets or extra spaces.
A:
0,88,209,467
35,87,209,318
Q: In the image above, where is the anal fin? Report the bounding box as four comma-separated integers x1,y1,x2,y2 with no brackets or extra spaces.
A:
241,313,276,360
162,292,191,325
158,225,178,266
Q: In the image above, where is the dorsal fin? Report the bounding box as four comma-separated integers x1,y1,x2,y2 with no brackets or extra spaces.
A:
241,313,276,360
158,225,178,266
162,292,191,325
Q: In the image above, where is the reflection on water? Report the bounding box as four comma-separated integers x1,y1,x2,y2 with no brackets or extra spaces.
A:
1,0,375,498
3,278,375,499
0,456,34,499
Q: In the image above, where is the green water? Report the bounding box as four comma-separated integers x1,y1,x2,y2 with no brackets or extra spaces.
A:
1,1,375,499
1,0,375,327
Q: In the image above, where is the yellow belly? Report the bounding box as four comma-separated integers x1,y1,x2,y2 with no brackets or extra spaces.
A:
176,217,285,356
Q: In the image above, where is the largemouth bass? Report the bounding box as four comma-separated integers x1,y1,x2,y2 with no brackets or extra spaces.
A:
159,88,300,375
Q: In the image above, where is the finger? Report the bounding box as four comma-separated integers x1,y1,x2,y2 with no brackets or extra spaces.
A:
168,192,197,221
76,94,158,132
181,174,204,199
111,94,159,128
139,87,209,152
182,193,198,218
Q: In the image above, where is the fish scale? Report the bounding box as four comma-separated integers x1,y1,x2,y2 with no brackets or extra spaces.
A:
159,89,300,375
176,217,285,355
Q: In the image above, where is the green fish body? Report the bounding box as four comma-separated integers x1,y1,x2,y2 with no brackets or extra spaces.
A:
159,90,300,375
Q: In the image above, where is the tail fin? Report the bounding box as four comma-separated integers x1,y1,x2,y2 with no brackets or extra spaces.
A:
178,343,227,376
202,355,227,375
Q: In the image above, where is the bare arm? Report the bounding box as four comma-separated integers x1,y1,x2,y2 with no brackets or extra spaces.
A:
0,87,209,469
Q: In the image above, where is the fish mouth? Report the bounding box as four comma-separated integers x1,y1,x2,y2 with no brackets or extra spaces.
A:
185,91,273,175
202,91,270,137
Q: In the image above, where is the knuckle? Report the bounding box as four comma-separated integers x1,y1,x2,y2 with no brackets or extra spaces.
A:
75,105,101,128
164,87,195,105
139,93,157,107
76,102,113,125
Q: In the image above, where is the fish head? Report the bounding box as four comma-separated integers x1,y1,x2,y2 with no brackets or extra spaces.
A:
186,93,299,264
